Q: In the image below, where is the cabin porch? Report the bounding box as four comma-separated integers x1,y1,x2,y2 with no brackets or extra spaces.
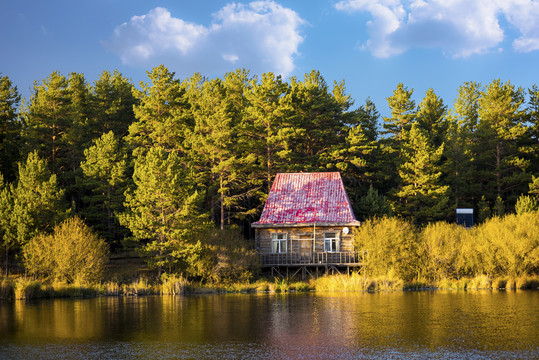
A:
261,250,368,280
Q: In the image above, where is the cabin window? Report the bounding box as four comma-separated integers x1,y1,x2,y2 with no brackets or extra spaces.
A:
324,232,339,252
271,233,287,253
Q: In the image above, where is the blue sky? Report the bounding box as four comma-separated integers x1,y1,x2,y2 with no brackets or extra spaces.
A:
2,0,539,118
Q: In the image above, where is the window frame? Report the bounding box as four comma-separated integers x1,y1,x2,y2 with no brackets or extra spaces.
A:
271,233,288,253
323,232,339,252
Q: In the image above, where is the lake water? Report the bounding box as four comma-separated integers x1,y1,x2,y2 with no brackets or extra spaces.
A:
0,291,537,359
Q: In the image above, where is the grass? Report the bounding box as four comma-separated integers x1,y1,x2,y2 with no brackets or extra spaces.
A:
436,275,539,290
2,272,538,301
160,274,189,295
312,273,410,292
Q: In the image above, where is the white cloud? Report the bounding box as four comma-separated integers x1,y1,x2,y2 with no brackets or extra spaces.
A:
335,0,539,58
500,0,539,52
103,2,304,76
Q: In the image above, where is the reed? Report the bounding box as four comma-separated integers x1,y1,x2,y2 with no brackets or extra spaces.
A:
51,281,99,297
269,278,290,293
312,274,407,292
14,279,45,299
221,282,260,293
253,280,271,292
100,281,121,296
160,274,189,295
468,275,492,289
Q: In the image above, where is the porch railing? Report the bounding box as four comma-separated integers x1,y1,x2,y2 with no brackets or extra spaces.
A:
261,251,367,267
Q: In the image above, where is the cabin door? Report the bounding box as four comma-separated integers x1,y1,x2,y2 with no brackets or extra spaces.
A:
300,239,312,253
299,233,313,263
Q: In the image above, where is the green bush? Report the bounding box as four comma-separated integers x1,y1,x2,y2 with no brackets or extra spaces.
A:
23,217,109,284
191,227,260,284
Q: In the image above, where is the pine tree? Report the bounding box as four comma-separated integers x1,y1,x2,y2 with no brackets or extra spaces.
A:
127,65,191,155
0,174,15,276
526,85,539,177
243,72,289,191
514,194,538,214
188,74,256,229
323,98,381,208
11,151,66,249
119,147,208,276
381,83,417,202
493,196,505,216
477,195,491,223
416,88,447,148
279,71,352,171
22,71,72,174
444,82,482,211
91,70,137,138
476,79,528,207
395,124,450,224
0,75,22,181
383,83,416,140
80,131,128,248
356,185,393,220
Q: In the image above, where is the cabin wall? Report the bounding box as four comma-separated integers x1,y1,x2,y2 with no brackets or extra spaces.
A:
255,226,355,254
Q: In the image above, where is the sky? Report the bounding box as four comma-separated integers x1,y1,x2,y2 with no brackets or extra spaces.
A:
2,0,539,118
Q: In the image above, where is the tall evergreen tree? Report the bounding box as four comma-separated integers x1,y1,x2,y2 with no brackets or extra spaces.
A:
383,83,416,140
189,75,256,229
324,98,381,208
243,72,289,192
395,124,450,224
0,75,22,181
444,82,482,210
381,83,417,202
526,84,539,175
22,71,72,174
127,65,191,155
11,151,66,249
80,131,128,248
119,147,207,276
91,70,137,138
476,79,528,207
0,174,15,276
416,88,447,148
279,71,352,171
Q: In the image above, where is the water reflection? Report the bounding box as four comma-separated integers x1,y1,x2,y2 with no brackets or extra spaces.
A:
0,291,537,359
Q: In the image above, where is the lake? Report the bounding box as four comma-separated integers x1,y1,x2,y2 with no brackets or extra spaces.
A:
0,290,537,359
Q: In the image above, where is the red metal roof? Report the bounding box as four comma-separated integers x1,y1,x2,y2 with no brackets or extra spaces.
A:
253,172,359,226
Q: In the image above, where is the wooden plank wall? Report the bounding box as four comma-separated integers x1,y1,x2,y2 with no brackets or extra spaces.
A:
256,226,355,254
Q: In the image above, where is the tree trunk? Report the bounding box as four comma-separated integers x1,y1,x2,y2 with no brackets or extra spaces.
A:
496,140,501,198
220,175,224,230
4,246,8,279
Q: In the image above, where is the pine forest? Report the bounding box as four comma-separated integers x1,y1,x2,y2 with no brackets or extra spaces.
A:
0,66,538,287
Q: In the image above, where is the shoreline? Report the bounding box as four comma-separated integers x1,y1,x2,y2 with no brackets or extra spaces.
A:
2,274,538,301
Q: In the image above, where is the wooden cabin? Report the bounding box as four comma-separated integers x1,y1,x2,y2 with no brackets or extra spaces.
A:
252,172,365,277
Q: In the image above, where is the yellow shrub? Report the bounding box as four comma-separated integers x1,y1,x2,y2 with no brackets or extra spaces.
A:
23,217,109,284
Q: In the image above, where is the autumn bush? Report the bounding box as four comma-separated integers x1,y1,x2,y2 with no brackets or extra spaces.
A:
354,216,421,282
355,213,539,285
23,217,109,283
473,212,539,277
